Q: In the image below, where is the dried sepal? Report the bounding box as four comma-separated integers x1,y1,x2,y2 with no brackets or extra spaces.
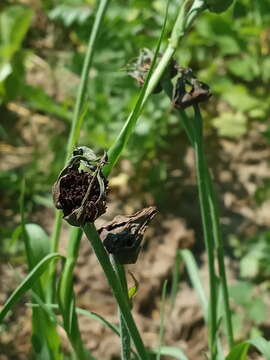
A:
172,67,211,110
99,206,157,264
52,147,108,227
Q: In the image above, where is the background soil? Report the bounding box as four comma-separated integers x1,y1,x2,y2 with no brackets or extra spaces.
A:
1,109,269,359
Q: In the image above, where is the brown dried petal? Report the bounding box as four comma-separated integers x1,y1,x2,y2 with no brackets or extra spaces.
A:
127,49,176,94
99,206,157,264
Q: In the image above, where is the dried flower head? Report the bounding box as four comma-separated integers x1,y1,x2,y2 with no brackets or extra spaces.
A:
172,67,211,109
52,147,108,226
99,206,157,264
127,48,176,94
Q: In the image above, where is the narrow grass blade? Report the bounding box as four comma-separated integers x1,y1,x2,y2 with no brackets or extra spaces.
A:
156,280,168,360
181,251,225,360
151,346,189,360
0,253,62,323
192,108,218,358
180,249,208,317
225,342,249,360
76,308,120,337
247,337,270,360
170,250,182,310
20,181,62,359
27,303,120,337
20,179,34,269
194,105,234,349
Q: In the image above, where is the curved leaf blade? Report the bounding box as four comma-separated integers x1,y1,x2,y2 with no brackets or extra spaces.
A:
0,253,62,323
151,346,190,360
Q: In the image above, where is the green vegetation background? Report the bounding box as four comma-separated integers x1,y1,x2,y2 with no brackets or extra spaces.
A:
1,0,270,345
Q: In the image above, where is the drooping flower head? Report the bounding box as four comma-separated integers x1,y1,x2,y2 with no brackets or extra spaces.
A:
99,206,157,264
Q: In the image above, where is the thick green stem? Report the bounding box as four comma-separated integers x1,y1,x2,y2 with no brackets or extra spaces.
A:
193,107,218,360
58,229,92,360
111,257,131,360
84,223,148,360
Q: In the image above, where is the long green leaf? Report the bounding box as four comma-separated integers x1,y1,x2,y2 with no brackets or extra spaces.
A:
103,0,170,176
180,249,208,317
76,307,120,337
0,253,62,323
20,181,62,360
170,250,182,310
247,337,270,359
225,343,249,360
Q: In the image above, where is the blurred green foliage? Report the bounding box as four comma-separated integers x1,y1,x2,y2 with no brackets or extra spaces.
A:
0,5,33,102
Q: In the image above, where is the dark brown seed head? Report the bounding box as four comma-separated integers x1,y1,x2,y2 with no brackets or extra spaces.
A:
52,151,108,226
99,206,157,264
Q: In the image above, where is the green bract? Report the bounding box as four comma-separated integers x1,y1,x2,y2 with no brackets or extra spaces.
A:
205,0,234,13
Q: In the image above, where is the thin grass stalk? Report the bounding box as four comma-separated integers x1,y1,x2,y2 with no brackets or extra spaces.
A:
192,106,218,360
48,2,110,354
160,77,219,358
110,257,131,360
156,280,168,360
58,228,92,360
194,106,234,349
170,250,182,310
84,223,149,360
50,0,111,255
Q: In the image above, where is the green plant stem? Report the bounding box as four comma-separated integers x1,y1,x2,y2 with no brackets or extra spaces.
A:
192,107,218,360
50,0,111,255
161,74,233,356
111,257,131,360
48,3,110,348
162,79,218,359
84,223,148,360
105,0,205,175
157,281,168,360
58,228,92,360
194,106,234,349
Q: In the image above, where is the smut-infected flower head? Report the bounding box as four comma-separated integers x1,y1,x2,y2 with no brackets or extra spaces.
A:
99,206,157,264
127,48,176,94
172,67,211,109
52,147,108,226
